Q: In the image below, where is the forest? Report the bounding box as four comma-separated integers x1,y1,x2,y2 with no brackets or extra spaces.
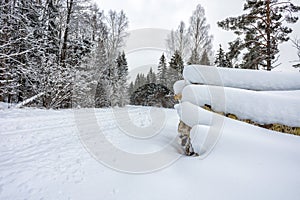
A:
1,0,299,109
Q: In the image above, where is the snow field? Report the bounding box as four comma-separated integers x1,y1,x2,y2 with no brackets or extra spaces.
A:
1,107,300,200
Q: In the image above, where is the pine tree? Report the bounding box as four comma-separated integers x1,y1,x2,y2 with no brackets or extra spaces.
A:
128,81,134,99
169,51,184,76
146,67,157,84
218,0,300,71
215,45,226,67
95,80,110,108
134,73,147,90
226,38,243,68
94,39,110,108
157,53,168,86
168,51,184,90
116,51,129,107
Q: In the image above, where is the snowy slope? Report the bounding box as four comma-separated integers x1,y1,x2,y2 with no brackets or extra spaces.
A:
1,107,300,200
183,65,300,91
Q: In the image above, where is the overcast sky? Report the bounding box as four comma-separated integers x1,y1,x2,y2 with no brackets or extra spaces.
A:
94,0,300,72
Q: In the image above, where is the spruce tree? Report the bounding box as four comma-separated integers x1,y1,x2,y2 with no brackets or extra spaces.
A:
116,51,129,107
94,39,110,108
215,45,227,67
169,51,184,76
128,81,134,98
218,0,300,71
168,51,184,89
146,67,157,84
157,53,168,86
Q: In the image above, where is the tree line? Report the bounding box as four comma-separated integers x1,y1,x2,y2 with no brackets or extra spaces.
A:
1,0,299,109
129,4,214,100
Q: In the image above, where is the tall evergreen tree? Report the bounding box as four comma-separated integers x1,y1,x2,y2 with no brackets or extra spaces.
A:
168,51,184,89
218,0,300,71
128,81,134,98
226,38,243,68
169,51,184,76
134,73,147,91
115,51,129,107
157,53,168,86
94,39,110,108
215,45,228,67
146,67,157,84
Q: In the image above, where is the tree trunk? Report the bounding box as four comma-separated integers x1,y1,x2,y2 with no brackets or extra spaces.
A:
60,0,73,68
266,0,272,71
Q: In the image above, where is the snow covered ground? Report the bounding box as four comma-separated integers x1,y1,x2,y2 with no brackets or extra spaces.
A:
1,106,300,200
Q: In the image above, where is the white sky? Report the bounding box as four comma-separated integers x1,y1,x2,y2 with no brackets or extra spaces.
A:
93,0,300,72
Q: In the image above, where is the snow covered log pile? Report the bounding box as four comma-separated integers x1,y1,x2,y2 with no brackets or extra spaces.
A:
174,65,300,150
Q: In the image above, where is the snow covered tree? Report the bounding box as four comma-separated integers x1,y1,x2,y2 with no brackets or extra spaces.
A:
105,10,128,64
0,0,130,109
188,4,213,65
109,64,120,107
60,0,74,68
0,0,22,103
94,38,110,107
134,73,147,91
187,49,201,65
105,10,129,107
115,51,129,107
130,83,175,108
218,0,300,71
215,45,227,67
200,50,211,65
168,51,184,90
157,53,168,86
128,81,134,98
214,44,232,68
0,0,49,104
166,21,190,62
146,67,157,84
226,38,243,68
169,51,184,76
291,37,300,69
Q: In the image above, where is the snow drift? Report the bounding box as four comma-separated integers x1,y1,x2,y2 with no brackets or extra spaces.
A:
1,107,300,200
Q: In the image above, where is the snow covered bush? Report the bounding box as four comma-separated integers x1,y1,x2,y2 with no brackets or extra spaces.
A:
130,83,175,108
